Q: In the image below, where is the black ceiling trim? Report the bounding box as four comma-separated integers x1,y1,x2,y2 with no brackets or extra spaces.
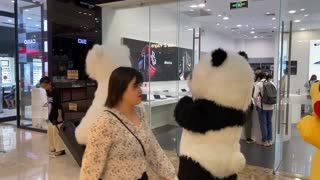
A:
0,11,14,18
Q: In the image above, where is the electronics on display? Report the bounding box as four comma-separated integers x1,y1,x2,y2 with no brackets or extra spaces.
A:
309,40,320,78
122,38,193,82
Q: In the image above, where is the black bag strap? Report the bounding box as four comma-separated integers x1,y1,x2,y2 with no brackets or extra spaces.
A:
105,110,146,156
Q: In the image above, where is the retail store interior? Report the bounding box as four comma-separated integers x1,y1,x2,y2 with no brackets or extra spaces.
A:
1,0,320,179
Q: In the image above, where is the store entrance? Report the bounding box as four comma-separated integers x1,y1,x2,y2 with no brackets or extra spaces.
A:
0,1,17,123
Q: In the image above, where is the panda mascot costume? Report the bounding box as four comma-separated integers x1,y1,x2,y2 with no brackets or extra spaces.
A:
75,44,131,145
175,48,254,180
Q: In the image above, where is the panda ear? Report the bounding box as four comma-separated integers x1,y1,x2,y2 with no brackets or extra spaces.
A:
211,48,227,67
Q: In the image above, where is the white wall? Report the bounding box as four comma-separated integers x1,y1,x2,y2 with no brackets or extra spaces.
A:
237,39,275,58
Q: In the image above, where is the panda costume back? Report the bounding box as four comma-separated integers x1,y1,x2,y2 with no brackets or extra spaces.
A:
175,48,254,180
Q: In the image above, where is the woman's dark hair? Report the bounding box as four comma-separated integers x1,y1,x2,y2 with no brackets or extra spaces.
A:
266,74,273,80
255,72,266,81
311,74,317,81
39,76,52,84
106,67,143,108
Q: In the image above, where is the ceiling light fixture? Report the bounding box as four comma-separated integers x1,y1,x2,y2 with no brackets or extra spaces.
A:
8,19,12,22
223,16,229,20
289,10,296,14
273,27,277,29
237,24,242,27
225,26,228,29
206,9,211,11
78,11,82,14
198,3,206,8
190,5,198,8
294,19,301,23
35,24,40,27
83,13,87,15
300,28,306,31
184,26,188,28
27,17,32,20
250,31,255,34
189,9,194,12
254,36,258,38
251,28,255,30
272,17,276,20
25,9,29,12
11,1,14,3
304,14,309,17
216,23,220,26
300,9,305,11
188,28,193,31
265,12,271,15
246,25,249,27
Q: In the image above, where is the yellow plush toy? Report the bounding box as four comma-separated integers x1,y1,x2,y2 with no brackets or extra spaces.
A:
297,81,320,180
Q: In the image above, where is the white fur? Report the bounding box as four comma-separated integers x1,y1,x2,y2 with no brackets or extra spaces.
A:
179,127,246,178
188,52,254,111
75,44,131,145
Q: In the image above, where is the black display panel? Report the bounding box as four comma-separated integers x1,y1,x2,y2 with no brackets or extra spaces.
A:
122,38,193,82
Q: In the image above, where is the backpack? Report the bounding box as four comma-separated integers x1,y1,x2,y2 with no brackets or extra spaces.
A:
260,80,277,105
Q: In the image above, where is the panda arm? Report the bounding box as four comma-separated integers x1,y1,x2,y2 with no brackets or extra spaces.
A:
174,96,210,132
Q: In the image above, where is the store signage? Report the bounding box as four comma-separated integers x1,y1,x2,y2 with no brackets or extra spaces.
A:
67,70,79,80
77,38,87,44
69,103,78,111
24,39,36,44
230,1,248,10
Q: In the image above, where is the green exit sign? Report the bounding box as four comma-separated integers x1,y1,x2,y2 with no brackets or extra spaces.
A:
230,1,248,9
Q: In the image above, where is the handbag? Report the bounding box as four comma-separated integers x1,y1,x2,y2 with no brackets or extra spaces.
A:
297,114,320,149
104,110,146,156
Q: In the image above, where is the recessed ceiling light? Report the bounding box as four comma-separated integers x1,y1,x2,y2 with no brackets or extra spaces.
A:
300,28,306,31
273,27,277,29
294,19,301,23
272,17,276,20
27,17,32,20
232,30,235,32
251,28,255,30
189,9,194,12
8,19,12,22
223,16,229,20
237,24,242,27
300,9,305,11
225,26,228,29
250,31,255,34
269,23,273,25
304,14,309,17
11,0,14,3
78,11,82,14
190,5,198,8
83,13,87,15
184,26,188,28
289,10,296,14
254,36,258,38
35,24,40,27
246,25,249,27
25,9,29,12
206,9,211,11
265,12,271,15
198,3,206,8
260,36,264,38
188,28,193,31
88,14,92,16
218,14,222,17
95,30,98,33
216,23,220,26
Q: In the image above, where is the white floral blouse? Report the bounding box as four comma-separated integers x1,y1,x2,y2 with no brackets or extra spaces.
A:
79,106,176,180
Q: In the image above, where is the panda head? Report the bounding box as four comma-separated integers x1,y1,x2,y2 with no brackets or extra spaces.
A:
188,48,254,111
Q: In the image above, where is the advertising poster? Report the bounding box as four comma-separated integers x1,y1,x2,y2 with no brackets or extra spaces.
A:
309,40,320,78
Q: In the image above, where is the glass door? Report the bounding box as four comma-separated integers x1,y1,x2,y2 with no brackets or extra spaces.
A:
274,0,320,178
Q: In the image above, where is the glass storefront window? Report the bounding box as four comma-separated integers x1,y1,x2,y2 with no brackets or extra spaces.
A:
17,0,48,130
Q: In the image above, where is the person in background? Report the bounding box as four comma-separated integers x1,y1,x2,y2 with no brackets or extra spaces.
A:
39,77,66,157
4,85,16,109
239,51,255,143
80,67,177,180
253,72,275,147
305,74,317,93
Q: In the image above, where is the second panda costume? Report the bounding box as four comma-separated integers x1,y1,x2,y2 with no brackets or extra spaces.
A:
175,48,254,180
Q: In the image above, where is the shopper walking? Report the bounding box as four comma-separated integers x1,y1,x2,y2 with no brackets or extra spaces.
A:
80,67,176,180
305,74,317,93
253,73,277,147
39,77,66,157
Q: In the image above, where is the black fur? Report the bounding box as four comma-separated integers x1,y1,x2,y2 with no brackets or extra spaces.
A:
174,96,245,134
211,48,227,67
178,156,238,180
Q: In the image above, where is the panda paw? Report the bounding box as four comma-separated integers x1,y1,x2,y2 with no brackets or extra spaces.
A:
174,96,194,127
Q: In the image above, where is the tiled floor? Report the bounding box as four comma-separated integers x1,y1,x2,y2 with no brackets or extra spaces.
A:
0,124,308,180
0,109,16,118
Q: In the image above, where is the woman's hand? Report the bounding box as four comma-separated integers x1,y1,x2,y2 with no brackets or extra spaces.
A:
57,116,63,122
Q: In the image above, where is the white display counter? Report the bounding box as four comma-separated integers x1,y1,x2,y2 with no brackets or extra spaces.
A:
31,88,49,130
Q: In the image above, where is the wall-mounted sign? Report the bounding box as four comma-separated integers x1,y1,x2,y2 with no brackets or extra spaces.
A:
230,1,248,10
77,38,87,44
24,39,36,44
69,103,78,111
67,70,79,80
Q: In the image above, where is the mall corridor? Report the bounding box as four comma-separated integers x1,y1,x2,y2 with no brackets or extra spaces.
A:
0,123,305,180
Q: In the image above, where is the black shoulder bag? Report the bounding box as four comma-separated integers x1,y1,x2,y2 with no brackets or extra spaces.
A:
104,110,146,156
